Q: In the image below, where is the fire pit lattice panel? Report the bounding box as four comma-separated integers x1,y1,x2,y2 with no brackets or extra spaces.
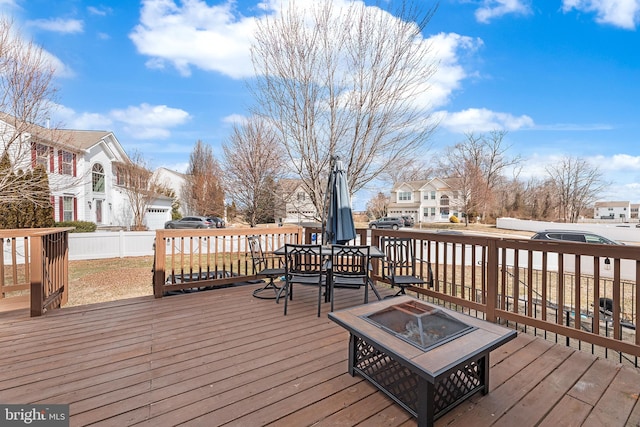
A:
354,337,485,417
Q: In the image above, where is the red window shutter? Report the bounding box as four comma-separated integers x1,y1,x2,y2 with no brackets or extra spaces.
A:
51,196,56,221
49,146,54,172
72,153,77,177
58,150,62,173
31,142,37,168
58,197,63,222
73,198,77,221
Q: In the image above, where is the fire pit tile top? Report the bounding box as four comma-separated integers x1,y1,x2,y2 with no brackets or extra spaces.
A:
362,300,476,352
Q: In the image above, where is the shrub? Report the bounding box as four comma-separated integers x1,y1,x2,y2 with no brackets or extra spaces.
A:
449,215,460,223
55,221,97,233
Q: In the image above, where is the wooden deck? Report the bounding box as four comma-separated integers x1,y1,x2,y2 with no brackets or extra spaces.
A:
1,282,640,426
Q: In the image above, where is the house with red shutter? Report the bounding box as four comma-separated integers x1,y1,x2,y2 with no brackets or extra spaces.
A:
0,114,172,229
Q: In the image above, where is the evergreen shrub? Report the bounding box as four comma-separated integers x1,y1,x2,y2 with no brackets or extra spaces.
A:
55,221,97,233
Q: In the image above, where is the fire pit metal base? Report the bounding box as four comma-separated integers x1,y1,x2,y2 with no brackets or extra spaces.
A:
329,296,516,427
351,335,486,421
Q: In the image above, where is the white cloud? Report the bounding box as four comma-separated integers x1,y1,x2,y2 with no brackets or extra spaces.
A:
222,114,247,124
87,6,112,16
109,103,191,140
426,33,483,109
27,18,83,34
475,0,532,23
592,153,640,171
69,113,113,130
53,103,191,140
439,108,534,133
129,0,257,78
128,0,479,111
562,0,640,30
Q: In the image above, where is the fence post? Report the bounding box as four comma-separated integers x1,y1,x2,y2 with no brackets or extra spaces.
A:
486,238,498,323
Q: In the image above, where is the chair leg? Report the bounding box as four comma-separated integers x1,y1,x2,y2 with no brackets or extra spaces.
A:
330,281,335,313
368,278,382,301
252,277,282,299
317,280,323,317
283,282,290,315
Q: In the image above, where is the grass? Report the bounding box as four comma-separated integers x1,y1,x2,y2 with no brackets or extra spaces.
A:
67,256,154,307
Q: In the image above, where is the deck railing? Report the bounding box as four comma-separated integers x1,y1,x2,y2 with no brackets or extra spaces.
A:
153,225,639,364
152,226,303,297
0,228,72,316
368,228,640,366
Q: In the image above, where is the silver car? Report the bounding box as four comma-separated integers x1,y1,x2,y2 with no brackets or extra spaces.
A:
164,216,214,229
531,230,622,245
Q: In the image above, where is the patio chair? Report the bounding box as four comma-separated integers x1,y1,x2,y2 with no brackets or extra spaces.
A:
248,235,285,300
329,244,372,312
282,244,326,317
380,237,433,297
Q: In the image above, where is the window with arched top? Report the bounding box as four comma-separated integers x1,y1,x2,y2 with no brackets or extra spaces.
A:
92,163,105,193
440,195,449,206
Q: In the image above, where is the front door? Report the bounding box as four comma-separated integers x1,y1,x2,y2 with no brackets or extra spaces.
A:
96,199,103,224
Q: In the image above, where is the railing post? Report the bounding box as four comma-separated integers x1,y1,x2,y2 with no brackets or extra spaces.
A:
153,231,166,298
486,238,498,323
29,234,43,317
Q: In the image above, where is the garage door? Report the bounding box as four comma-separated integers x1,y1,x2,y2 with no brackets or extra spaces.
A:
145,208,169,230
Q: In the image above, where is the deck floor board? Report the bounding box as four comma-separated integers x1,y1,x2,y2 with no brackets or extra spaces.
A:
0,282,638,426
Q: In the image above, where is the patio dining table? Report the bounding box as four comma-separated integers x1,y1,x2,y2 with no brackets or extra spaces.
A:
273,244,385,303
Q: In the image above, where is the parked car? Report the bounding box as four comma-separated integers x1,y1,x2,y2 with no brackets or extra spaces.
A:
401,215,415,227
207,216,226,228
368,217,404,230
164,216,214,229
531,230,622,245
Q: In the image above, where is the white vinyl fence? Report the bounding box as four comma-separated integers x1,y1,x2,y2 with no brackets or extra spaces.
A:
68,231,156,260
2,231,157,263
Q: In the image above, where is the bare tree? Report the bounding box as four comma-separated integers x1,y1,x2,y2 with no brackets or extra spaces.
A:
182,140,225,217
366,192,390,220
0,17,60,206
250,0,439,219
222,117,285,226
437,146,485,226
383,158,434,185
439,130,521,221
115,151,160,230
546,156,608,223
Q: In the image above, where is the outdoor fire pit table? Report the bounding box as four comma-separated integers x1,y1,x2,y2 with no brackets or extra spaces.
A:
328,295,517,426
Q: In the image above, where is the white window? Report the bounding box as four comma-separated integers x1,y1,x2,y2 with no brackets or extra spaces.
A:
92,163,105,193
35,143,49,169
63,197,74,221
399,191,411,201
61,151,74,176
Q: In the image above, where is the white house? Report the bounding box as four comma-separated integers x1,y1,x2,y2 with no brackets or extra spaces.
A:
152,166,188,216
387,178,464,223
276,179,319,224
593,201,631,220
0,114,172,230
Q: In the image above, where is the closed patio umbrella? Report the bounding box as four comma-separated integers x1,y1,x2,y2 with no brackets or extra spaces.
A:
323,156,356,245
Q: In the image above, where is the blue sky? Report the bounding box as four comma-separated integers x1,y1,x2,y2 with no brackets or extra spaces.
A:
2,0,640,209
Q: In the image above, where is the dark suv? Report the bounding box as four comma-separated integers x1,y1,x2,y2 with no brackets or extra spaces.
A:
368,217,404,230
531,230,622,245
